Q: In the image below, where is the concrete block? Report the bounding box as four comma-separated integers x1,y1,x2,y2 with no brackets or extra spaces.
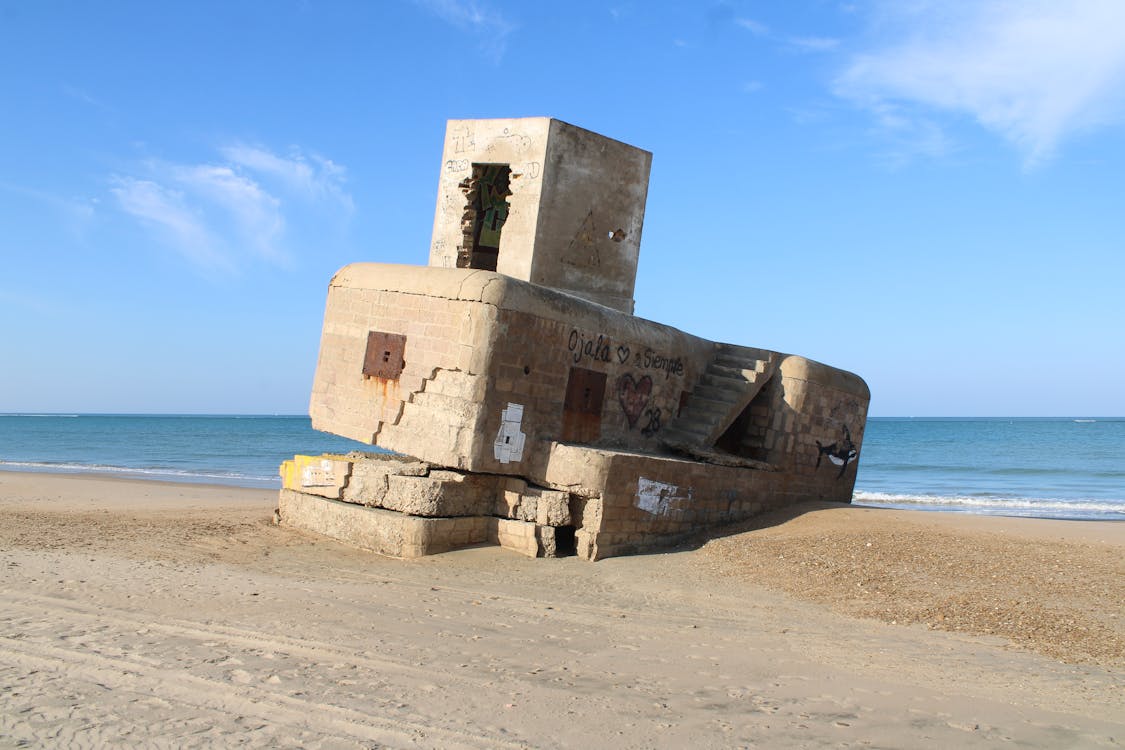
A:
279,454,352,500
575,528,598,561
490,518,539,558
279,489,493,558
498,489,523,520
534,489,571,527
341,453,428,506
381,471,500,517
536,525,557,558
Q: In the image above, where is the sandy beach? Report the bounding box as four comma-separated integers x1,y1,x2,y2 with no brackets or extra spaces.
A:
1,471,1121,748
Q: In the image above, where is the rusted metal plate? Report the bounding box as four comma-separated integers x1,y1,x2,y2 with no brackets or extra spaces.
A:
363,331,407,380
561,367,606,443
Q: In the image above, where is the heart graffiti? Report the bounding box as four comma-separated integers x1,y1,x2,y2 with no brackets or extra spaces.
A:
616,345,631,364
616,373,653,429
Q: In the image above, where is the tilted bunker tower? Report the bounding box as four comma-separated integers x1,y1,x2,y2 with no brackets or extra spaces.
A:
278,118,870,561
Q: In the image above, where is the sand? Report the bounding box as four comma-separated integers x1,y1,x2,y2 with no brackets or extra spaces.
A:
0,471,1121,748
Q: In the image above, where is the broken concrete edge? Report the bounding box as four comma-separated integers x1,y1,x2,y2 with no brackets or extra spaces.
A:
278,489,575,561
324,266,870,402
279,451,584,538
277,449,612,559
276,444,855,562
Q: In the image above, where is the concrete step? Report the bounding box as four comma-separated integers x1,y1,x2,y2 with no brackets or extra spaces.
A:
692,383,747,403
706,364,766,381
683,395,735,419
699,372,751,390
713,354,768,371
717,344,774,361
665,346,778,452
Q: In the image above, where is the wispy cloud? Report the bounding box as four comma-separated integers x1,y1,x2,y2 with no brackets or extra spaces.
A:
414,0,515,61
865,105,958,168
170,164,286,263
62,85,111,111
790,36,840,52
735,17,769,36
111,144,351,273
221,145,353,212
834,0,1125,166
734,16,838,52
111,177,231,271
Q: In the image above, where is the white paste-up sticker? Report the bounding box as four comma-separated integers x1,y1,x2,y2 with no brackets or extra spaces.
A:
635,477,693,516
301,459,336,487
494,403,526,464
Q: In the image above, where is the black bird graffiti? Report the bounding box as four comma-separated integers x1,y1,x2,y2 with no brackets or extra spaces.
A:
816,425,858,479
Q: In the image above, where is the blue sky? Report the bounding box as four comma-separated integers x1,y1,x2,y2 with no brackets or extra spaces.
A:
2,0,1123,417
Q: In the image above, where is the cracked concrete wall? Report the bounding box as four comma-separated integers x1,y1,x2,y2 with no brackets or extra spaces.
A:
427,117,650,314
278,453,582,559
309,263,714,478
308,265,497,457
309,263,869,496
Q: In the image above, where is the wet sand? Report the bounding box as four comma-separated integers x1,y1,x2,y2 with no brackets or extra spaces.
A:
1,471,1122,748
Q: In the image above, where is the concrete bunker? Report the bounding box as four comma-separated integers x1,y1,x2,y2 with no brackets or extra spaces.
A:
278,117,871,561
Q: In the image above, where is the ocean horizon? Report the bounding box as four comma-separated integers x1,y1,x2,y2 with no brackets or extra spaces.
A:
1,414,1122,522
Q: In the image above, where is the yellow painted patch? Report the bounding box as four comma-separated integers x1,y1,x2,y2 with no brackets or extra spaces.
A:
279,453,351,490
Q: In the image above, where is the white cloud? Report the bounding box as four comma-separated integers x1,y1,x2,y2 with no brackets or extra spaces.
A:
415,0,514,60
111,144,352,273
734,17,838,54
735,17,769,36
789,36,840,52
835,0,1125,166
110,177,231,271
171,164,286,263
62,85,110,111
220,144,353,212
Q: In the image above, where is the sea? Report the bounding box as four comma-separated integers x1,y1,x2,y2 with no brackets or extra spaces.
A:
0,415,1122,521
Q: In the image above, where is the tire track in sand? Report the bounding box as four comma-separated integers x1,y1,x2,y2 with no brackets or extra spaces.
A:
0,592,531,749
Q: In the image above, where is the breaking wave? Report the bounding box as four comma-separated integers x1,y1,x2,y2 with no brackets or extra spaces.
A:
853,491,1125,521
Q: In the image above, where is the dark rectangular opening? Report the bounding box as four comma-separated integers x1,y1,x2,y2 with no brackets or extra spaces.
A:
457,163,511,271
554,525,577,557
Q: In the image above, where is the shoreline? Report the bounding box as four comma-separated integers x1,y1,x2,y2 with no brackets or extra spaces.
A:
1,470,1122,746
4,464,1124,522
0,463,281,490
